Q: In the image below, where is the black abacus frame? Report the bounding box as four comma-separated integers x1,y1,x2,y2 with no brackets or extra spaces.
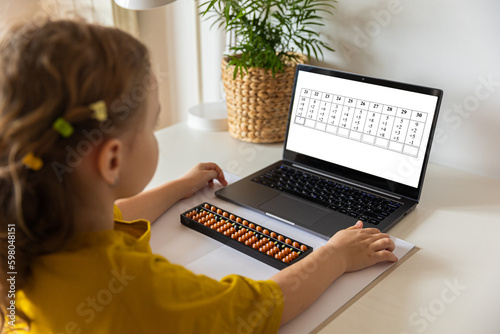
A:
180,202,313,270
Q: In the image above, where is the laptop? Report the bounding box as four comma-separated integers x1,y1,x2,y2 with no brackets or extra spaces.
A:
216,64,443,239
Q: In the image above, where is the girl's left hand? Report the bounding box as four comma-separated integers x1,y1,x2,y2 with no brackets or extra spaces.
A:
180,163,228,198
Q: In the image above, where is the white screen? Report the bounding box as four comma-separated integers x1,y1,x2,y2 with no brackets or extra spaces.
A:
285,71,439,188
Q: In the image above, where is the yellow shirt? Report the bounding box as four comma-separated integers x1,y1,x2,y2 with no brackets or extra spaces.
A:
13,206,284,333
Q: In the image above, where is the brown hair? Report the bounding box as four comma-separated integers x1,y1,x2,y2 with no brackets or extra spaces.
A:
0,19,150,330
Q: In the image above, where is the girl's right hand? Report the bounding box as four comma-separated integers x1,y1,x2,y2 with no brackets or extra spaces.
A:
326,221,398,273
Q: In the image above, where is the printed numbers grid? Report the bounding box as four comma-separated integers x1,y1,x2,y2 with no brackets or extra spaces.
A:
294,88,428,157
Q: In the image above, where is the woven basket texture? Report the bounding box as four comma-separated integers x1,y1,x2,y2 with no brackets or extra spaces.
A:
221,55,305,143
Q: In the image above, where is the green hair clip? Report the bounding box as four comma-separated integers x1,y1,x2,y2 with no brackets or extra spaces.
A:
53,117,74,138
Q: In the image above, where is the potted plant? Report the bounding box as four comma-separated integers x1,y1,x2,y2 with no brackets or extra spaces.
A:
200,0,336,143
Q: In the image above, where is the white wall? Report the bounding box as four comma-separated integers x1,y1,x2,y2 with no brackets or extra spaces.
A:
318,0,500,180
138,0,499,180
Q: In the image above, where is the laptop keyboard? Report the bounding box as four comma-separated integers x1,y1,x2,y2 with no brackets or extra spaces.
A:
251,165,403,225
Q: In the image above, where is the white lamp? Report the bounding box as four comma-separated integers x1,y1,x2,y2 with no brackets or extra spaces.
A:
114,0,175,10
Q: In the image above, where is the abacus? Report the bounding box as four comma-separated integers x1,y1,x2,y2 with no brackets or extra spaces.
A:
180,203,313,270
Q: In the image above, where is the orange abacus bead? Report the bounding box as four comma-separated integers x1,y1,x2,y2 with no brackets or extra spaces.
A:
217,209,222,214
242,220,249,226
229,214,235,220
211,206,216,211
249,223,255,229
256,226,263,232
204,204,210,209
270,232,277,238
278,235,285,242
236,217,242,223
300,245,308,251
293,242,300,248
285,238,292,245
263,229,269,235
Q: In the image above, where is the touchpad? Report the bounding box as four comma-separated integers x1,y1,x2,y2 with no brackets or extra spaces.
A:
259,194,329,226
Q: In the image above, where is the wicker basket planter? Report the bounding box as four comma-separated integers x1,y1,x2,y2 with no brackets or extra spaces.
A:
221,55,305,143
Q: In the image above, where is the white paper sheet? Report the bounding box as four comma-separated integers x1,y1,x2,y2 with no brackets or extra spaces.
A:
149,173,414,333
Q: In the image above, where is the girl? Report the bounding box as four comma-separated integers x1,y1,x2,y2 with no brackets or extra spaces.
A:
0,19,397,333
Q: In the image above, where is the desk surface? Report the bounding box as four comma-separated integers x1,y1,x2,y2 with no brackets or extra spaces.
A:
150,122,500,334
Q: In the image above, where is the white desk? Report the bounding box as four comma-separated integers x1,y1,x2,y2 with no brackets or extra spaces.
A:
149,122,500,334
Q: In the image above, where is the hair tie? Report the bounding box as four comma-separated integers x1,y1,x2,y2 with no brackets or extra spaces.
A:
89,100,108,121
22,152,43,171
53,117,74,137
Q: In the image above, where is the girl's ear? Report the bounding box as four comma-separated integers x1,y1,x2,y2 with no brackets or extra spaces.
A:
97,138,123,186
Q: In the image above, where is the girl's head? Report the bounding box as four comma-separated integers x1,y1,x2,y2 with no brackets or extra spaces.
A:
0,18,157,324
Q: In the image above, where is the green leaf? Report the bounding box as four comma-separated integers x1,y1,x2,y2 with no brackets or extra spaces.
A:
199,0,337,75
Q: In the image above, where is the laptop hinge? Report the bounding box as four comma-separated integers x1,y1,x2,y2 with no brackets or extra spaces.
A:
292,163,402,200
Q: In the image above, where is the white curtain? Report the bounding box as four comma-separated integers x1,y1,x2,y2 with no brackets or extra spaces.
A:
38,0,224,129
136,0,226,128
39,0,138,36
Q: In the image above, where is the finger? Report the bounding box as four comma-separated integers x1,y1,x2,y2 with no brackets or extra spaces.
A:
203,163,228,186
346,220,363,230
371,236,396,252
374,249,398,263
216,168,228,186
359,227,382,234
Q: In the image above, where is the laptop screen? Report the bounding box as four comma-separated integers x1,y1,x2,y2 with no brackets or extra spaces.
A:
284,65,443,199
